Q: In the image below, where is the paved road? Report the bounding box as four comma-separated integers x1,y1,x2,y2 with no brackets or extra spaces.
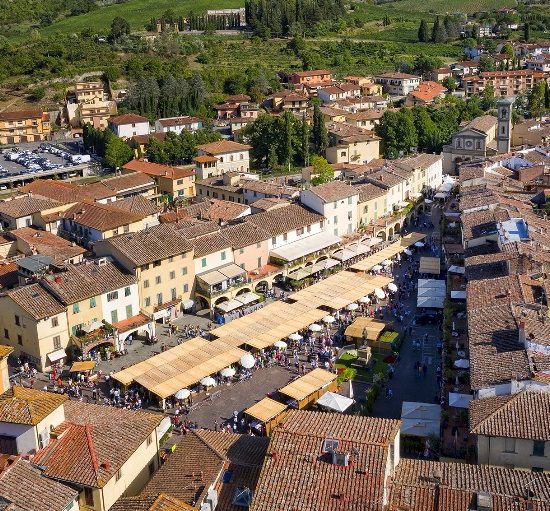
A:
372,211,442,419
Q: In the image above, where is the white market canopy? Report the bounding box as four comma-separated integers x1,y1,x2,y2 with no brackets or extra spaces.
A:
449,392,473,409
401,401,441,438
316,391,354,413
448,265,465,274
270,231,341,262
417,279,446,309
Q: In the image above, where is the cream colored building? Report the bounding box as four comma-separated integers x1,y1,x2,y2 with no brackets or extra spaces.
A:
31,398,164,511
67,81,117,129
40,260,139,351
470,391,550,472
326,122,380,165
355,183,387,225
122,160,196,200
94,224,195,319
0,284,69,372
0,345,13,395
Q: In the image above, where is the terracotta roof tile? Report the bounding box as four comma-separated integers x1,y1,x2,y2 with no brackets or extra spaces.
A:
20,180,91,203
62,200,145,231
409,81,446,102
173,220,219,239
111,493,195,511
10,227,86,263
41,260,136,304
109,114,148,126
470,391,550,440
192,231,231,257
180,199,249,223
113,196,160,217
123,160,195,180
34,401,162,488
247,204,324,237
6,283,65,320
95,224,193,266
0,261,18,290
196,140,251,155
305,180,358,203
0,197,60,219
0,386,67,425
0,456,78,511
101,172,156,193
251,410,400,511
220,222,271,249
140,430,269,510
389,459,550,511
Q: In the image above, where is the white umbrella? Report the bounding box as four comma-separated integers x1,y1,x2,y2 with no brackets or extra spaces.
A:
387,282,398,293
346,303,359,311
200,376,216,387
289,333,302,341
309,323,322,332
414,241,425,248
358,296,370,304
404,249,413,256
323,315,336,324
374,288,386,300
381,259,392,266
372,264,383,271
220,367,236,378
175,388,190,400
274,340,287,349
240,353,255,369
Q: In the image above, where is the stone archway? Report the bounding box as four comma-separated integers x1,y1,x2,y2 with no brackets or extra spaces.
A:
317,255,328,262
214,296,229,305
377,230,386,241
255,280,269,293
394,222,401,234
305,261,313,267
236,287,252,296
195,296,209,310
388,227,394,239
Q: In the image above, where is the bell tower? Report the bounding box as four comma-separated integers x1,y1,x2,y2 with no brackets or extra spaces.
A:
496,97,514,154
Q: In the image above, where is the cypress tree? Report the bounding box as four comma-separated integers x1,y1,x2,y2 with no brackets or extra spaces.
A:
418,19,428,42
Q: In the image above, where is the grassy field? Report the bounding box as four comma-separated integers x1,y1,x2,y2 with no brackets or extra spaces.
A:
336,352,388,383
40,0,243,35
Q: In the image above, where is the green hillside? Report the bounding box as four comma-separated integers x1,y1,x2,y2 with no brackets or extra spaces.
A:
40,0,243,35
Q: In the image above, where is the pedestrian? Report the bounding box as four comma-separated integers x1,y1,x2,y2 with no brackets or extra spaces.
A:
422,363,428,377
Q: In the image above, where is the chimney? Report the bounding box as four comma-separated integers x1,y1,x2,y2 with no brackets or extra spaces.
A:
518,321,526,346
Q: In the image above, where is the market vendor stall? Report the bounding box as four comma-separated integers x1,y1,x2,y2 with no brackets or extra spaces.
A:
244,397,288,436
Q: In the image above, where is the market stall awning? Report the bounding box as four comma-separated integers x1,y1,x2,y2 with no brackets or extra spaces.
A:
279,368,336,402
219,263,247,280
448,265,465,274
287,268,312,281
417,279,446,309
270,231,341,262
419,257,441,275
451,290,466,300
245,397,287,423
197,269,227,286
401,401,441,438
70,361,96,372
351,232,426,272
434,192,449,199
364,319,387,341
215,299,243,313
332,248,357,262
236,292,260,306
47,349,66,362
449,392,473,409
316,391,354,413
197,263,246,286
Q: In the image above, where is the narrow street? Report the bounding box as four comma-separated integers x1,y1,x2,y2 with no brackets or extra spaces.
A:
372,207,443,419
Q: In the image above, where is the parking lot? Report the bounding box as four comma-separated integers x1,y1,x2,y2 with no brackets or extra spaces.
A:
0,141,97,187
